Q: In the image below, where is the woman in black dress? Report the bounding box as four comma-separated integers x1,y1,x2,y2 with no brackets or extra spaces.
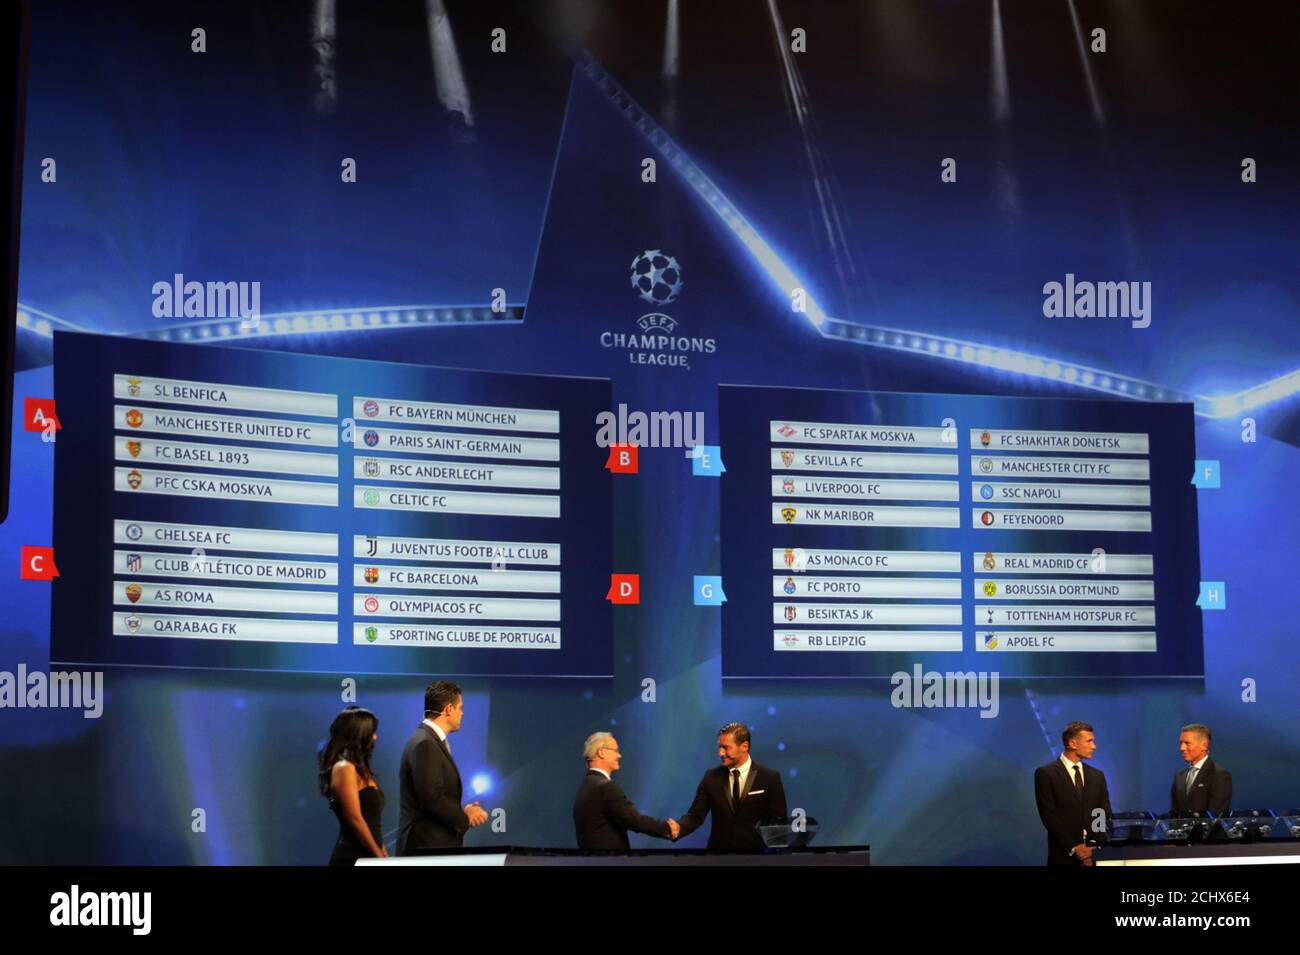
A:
318,706,387,864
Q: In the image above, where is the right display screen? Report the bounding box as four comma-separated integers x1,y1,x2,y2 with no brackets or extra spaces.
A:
719,384,1203,678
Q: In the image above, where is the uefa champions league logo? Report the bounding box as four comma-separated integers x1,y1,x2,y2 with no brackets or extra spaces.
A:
599,249,714,369
629,249,683,306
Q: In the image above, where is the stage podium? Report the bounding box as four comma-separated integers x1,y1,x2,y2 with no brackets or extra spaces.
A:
356,845,869,867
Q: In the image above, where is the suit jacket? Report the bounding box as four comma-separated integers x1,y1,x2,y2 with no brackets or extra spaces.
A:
677,762,787,851
397,723,467,855
1033,759,1113,866
572,770,672,850
1171,757,1231,817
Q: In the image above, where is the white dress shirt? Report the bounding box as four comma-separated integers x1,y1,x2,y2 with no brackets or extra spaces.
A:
422,718,449,752
1185,754,1208,788
728,757,753,802
589,767,611,780
1059,753,1084,787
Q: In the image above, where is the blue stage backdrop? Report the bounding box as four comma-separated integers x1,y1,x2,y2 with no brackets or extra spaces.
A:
0,1,1296,864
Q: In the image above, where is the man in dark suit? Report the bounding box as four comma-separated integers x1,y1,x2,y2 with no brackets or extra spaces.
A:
397,680,489,855
1033,721,1114,867
675,722,788,851
1172,723,1232,817
573,732,677,850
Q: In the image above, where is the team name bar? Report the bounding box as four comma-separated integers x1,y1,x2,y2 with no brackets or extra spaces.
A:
354,397,558,432
114,520,337,555
771,448,958,476
354,455,559,489
115,468,338,507
773,603,963,625
117,437,339,477
114,374,337,417
769,421,953,448
353,624,561,649
977,631,1156,652
113,613,336,644
772,576,961,599
354,427,558,461
773,503,960,528
352,565,560,593
983,605,1156,625
773,477,958,502
113,581,337,614
970,482,1150,506
972,455,1150,480
772,549,961,573
971,428,1149,454
354,535,559,564
113,550,338,585
773,630,963,652
972,508,1151,532
972,552,1154,575
355,486,559,518
975,578,1155,600
353,594,560,621
115,405,338,447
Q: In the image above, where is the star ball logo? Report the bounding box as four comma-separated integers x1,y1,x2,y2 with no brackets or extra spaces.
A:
598,249,716,371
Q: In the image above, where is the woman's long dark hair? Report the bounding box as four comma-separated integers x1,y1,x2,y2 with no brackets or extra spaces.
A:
318,706,378,798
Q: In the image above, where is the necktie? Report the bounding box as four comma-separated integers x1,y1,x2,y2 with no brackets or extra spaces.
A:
731,769,741,808
1186,766,1197,795
1072,763,1083,799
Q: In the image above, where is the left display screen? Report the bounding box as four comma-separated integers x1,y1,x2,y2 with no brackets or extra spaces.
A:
50,333,613,677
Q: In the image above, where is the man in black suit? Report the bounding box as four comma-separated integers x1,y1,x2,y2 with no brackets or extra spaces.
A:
1033,721,1114,867
675,722,788,851
1172,723,1232,817
572,732,677,850
397,680,489,855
